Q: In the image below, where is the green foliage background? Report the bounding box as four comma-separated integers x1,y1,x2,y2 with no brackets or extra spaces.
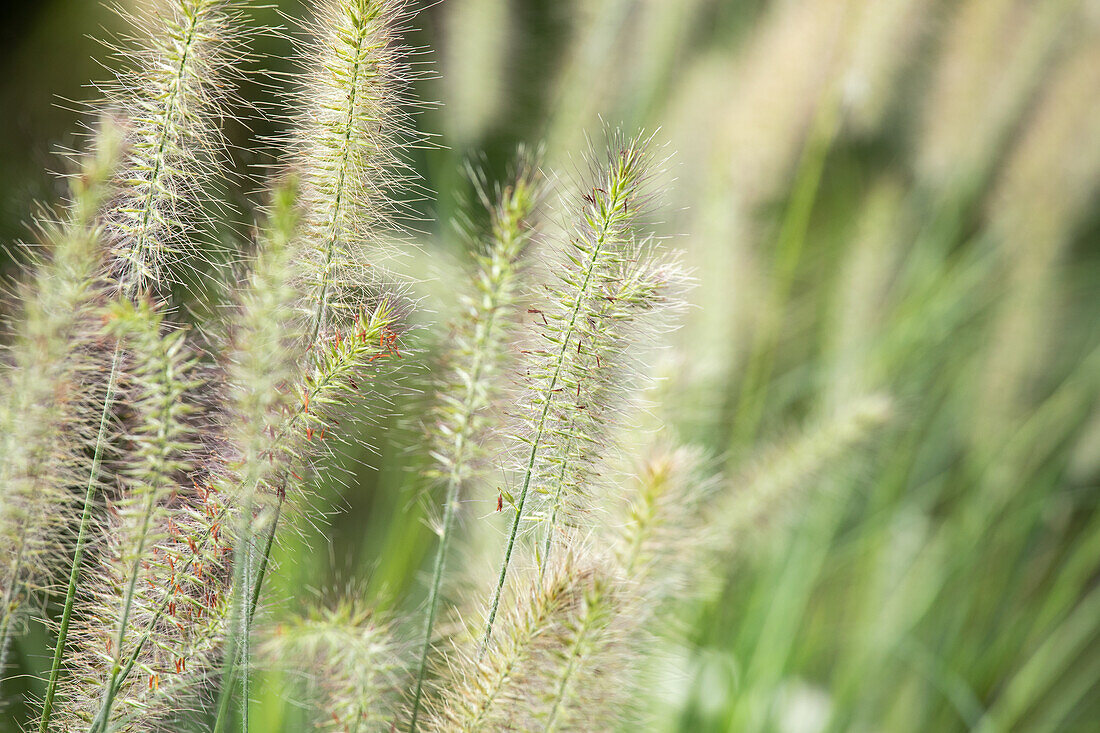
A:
2,0,1099,730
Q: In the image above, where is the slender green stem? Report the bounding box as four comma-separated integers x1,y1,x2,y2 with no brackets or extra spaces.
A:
407,476,460,731
539,434,574,575
248,496,282,627
241,530,254,730
39,344,123,733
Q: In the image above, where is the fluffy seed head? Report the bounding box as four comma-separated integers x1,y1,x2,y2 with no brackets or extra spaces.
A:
290,0,420,342
55,300,219,731
263,596,403,732
98,0,248,295
0,120,122,663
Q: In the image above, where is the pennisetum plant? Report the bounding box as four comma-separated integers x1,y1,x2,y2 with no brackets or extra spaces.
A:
407,155,543,730
35,0,248,727
0,1,897,731
0,119,123,683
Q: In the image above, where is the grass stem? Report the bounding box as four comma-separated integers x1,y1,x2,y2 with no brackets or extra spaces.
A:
39,344,123,733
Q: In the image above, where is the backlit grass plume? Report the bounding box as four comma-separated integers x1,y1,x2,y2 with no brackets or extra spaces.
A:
531,247,684,567
480,132,683,649
99,0,248,295
291,0,417,347
54,299,206,732
408,157,542,729
611,442,713,602
0,121,122,676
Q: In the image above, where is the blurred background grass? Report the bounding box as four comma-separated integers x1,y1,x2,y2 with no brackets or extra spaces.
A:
2,0,1099,730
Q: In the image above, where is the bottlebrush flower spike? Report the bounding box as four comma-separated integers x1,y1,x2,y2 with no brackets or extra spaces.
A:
97,0,248,296
480,131,686,649
291,0,420,346
55,299,209,732
427,551,615,732
0,121,122,674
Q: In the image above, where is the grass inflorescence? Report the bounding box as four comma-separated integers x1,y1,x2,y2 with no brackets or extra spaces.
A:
5,0,1096,731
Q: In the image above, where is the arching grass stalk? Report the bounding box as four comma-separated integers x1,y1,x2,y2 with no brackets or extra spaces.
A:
533,248,682,572
214,300,400,730
408,162,540,731
479,134,652,653
220,1,413,726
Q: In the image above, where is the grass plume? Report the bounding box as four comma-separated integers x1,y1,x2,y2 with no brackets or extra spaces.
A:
408,157,542,730
480,131,673,650
0,121,122,678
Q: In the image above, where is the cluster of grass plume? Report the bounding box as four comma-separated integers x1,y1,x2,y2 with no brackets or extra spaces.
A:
1,0,862,724
1,1,410,730
0,2,741,731
9,0,1098,730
